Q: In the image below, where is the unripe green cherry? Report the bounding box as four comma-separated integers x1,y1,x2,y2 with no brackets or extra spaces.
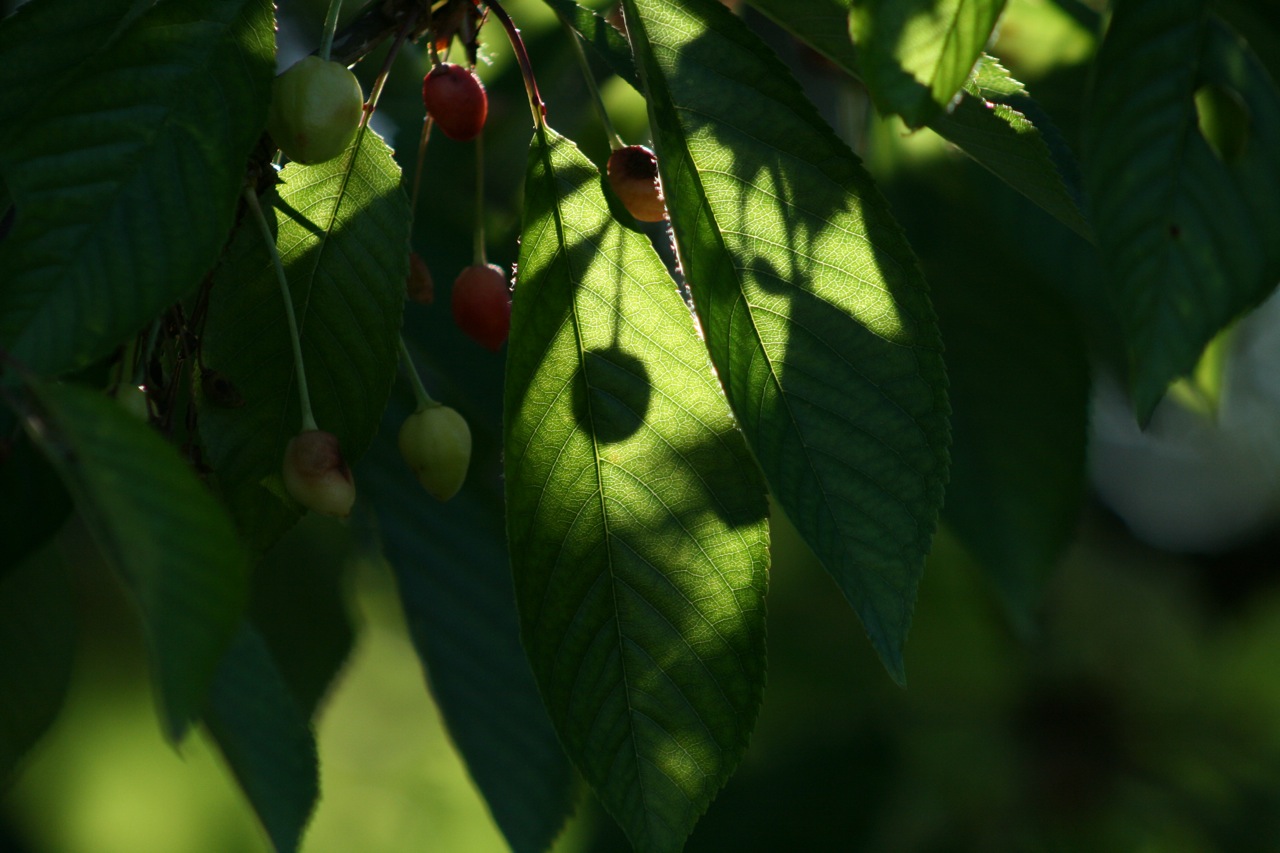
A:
398,405,471,501
267,56,364,165
283,429,356,517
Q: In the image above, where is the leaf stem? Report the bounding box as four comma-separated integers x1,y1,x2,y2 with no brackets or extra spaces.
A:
364,7,420,126
243,187,317,433
560,14,624,151
319,0,344,62
398,337,437,412
475,0,545,129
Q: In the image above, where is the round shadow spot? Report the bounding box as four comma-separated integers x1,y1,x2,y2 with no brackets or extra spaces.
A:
572,347,651,445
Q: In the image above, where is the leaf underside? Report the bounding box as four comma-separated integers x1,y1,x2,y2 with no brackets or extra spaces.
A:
506,125,770,852
1082,1,1280,420
623,0,950,682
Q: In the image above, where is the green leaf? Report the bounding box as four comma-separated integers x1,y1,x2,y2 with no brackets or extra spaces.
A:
0,547,75,783
0,429,72,578
506,124,771,852
0,0,151,147
540,0,641,90
748,0,1093,259
248,514,356,718
199,128,410,553
928,55,1094,240
623,0,950,681
18,380,250,739
849,0,1007,127
1082,2,1280,420
361,389,576,853
0,0,275,377
205,624,318,853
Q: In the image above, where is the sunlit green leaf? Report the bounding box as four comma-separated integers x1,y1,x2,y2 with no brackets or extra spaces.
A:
0,0,274,377
0,547,75,782
506,124,770,852
1082,2,1280,420
361,386,576,853
199,128,410,552
623,0,949,682
748,0,1093,263
18,380,250,739
206,624,318,853
849,0,1007,127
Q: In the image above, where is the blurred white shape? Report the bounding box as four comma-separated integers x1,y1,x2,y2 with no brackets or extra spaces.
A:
1090,288,1280,553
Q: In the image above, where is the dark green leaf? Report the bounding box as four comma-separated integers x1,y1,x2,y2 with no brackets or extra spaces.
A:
19,380,250,739
1082,2,1280,420
0,429,72,577
248,514,356,717
0,0,151,147
506,124,771,852
934,264,1088,630
199,128,410,553
361,388,575,853
206,624,318,853
540,0,641,90
623,0,949,682
928,55,1094,240
0,0,275,377
849,0,1007,127
0,547,75,783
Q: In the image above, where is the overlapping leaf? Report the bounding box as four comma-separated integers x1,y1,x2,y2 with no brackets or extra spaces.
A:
540,0,641,90
1082,1,1280,420
849,0,1006,127
747,0,1090,238
18,380,250,739
361,388,575,853
0,547,75,782
0,0,274,376
199,129,410,552
506,125,770,852
623,0,949,681
205,624,318,853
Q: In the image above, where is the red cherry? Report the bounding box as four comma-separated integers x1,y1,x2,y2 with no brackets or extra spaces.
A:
607,145,667,222
451,263,511,351
406,251,434,305
422,63,488,142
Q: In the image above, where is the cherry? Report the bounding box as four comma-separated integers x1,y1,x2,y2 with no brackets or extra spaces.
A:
282,429,355,517
267,56,365,165
398,404,472,501
607,145,667,223
422,63,488,142
452,263,511,351
406,251,434,305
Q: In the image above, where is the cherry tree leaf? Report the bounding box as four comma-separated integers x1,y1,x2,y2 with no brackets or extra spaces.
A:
506,124,770,852
623,0,950,682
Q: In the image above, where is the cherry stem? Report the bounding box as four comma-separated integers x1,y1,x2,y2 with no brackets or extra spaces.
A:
473,131,487,266
560,15,624,151
364,8,419,126
475,0,545,129
244,187,317,433
398,336,437,412
319,0,344,62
